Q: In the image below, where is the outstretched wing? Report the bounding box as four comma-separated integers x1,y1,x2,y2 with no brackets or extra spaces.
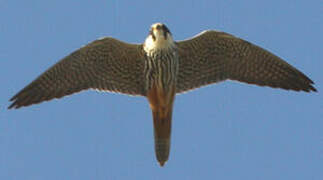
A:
176,30,316,93
9,38,146,109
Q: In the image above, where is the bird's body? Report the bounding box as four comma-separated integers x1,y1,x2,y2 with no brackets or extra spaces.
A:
9,23,317,166
144,23,178,166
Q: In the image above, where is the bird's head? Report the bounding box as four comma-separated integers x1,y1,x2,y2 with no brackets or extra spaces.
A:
144,23,175,52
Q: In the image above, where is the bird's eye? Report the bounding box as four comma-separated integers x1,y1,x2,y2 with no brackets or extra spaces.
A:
163,25,171,34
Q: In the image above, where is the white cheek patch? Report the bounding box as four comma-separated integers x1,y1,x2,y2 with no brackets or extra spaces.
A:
144,36,156,51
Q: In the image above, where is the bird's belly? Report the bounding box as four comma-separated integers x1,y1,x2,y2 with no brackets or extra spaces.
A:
144,50,178,111
147,82,175,112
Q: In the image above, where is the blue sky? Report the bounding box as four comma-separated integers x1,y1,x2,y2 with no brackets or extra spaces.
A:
1,0,322,179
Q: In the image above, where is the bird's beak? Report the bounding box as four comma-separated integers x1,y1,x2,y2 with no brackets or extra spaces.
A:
154,26,168,40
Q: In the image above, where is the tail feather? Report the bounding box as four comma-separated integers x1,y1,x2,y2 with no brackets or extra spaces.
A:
152,108,172,167
147,84,175,166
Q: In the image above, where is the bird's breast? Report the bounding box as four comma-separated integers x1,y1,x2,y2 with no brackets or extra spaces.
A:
144,49,179,93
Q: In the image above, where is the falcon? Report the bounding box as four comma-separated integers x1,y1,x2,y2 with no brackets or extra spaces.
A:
8,23,317,166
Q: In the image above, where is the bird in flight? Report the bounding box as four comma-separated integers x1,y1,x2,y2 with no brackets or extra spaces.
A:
8,23,316,166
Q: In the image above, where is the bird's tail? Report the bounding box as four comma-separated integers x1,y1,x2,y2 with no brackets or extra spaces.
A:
152,107,173,167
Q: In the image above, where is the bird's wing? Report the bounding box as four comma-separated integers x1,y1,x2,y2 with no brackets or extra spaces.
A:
9,37,146,109
176,30,316,93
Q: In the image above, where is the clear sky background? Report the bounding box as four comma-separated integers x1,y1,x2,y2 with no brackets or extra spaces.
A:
1,0,322,179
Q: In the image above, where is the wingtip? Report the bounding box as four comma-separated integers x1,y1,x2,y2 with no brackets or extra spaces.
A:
8,96,20,109
8,96,26,109
7,101,16,109
8,104,19,110
310,84,317,92
304,82,317,93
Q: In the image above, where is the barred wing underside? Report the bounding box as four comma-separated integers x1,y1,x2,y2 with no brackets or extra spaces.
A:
9,38,146,109
176,31,316,93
